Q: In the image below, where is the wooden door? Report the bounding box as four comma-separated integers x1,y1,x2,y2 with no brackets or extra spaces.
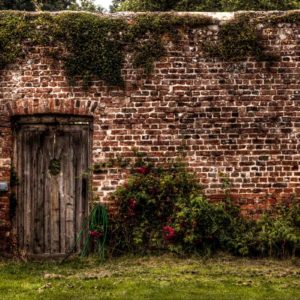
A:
14,115,92,257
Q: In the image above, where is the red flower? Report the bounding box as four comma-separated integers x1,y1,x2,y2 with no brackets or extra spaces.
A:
136,167,149,175
128,198,137,210
89,230,103,239
163,226,176,241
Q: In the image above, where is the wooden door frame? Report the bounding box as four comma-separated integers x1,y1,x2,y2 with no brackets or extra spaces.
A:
11,114,93,258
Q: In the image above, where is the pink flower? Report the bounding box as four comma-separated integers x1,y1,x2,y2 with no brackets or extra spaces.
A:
163,226,176,241
89,230,103,239
136,167,149,175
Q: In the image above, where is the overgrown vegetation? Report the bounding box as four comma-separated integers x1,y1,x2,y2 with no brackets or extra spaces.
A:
203,14,275,61
0,12,213,87
55,14,127,87
0,11,299,87
108,155,300,258
231,206,300,257
0,13,29,69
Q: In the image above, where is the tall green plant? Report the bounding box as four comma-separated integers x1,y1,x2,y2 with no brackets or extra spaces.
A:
229,203,300,257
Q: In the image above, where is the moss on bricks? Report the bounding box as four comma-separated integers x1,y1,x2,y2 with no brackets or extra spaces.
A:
0,11,299,87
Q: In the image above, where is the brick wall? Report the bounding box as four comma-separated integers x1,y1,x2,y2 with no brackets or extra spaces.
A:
0,11,300,253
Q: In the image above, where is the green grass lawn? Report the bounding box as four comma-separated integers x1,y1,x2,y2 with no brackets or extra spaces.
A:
0,254,299,300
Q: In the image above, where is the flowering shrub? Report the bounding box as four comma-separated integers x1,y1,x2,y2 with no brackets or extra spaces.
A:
109,159,300,257
109,160,203,254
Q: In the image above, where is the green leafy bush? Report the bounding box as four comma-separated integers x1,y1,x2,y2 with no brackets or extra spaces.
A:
109,160,203,254
170,195,243,255
230,204,300,257
108,158,242,256
109,158,300,258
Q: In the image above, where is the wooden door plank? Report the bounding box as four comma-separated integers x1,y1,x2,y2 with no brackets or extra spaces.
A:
44,131,52,254
67,133,76,251
40,132,46,254
31,130,37,254
34,131,45,254
23,130,32,253
16,129,24,249
81,128,90,248
73,131,83,251
50,130,60,254
56,130,67,254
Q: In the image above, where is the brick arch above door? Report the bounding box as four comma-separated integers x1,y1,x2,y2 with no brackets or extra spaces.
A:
5,98,99,117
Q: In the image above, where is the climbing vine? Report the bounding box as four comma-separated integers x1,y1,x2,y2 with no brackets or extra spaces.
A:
203,15,267,61
0,13,29,69
54,14,128,87
0,11,299,87
202,12,300,61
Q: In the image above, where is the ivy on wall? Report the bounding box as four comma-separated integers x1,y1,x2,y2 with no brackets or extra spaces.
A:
0,11,299,87
204,11,300,61
0,13,29,69
54,14,127,87
204,15,266,61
